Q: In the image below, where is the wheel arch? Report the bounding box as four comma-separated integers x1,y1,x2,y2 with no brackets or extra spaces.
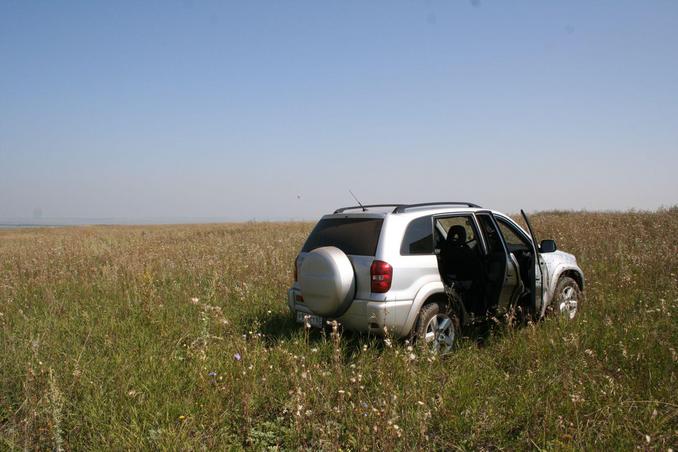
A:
560,269,584,291
401,281,445,337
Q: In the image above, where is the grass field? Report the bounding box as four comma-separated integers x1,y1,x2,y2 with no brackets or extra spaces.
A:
1,210,676,450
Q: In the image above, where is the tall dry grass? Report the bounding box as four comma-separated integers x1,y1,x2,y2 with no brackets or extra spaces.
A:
0,210,676,449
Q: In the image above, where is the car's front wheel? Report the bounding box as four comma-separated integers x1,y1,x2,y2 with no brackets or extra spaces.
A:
414,302,460,354
550,276,581,319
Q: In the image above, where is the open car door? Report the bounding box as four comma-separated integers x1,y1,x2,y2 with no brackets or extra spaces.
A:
520,210,546,317
432,213,485,322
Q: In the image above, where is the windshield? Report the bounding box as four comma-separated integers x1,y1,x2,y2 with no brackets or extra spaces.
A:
302,217,383,256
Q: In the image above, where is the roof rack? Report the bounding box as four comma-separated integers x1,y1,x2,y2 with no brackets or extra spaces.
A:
392,202,481,213
333,204,404,214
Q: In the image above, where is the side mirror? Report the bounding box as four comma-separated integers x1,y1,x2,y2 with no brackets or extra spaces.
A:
539,239,557,253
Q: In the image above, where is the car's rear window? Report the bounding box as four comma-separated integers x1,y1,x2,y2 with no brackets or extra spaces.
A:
302,218,383,256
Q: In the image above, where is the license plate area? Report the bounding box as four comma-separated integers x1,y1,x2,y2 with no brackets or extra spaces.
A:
295,311,324,329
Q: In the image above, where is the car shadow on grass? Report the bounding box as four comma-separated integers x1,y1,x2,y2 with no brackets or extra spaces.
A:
462,320,505,348
249,310,519,357
250,311,389,355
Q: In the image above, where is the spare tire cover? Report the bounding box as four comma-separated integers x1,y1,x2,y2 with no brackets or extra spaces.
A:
298,246,356,317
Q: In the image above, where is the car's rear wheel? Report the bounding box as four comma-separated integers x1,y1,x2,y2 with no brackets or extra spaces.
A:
549,276,581,319
414,302,460,354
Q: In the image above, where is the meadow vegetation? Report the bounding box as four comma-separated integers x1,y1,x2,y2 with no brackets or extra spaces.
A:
1,210,676,449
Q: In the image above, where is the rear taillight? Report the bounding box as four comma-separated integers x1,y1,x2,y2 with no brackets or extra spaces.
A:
294,255,299,282
370,260,392,293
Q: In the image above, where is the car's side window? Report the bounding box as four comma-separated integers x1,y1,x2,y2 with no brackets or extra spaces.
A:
495,217,531,252
435,215,480,252
400,215,434,255
476,213,504,254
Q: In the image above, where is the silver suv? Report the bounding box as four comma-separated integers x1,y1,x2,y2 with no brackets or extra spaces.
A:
287,202,584,352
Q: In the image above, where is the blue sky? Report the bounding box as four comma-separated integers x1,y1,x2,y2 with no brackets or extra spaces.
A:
1,1,677,222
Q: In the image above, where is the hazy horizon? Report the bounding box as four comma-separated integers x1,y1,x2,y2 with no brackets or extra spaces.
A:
1,204,675,227
2,1,677,222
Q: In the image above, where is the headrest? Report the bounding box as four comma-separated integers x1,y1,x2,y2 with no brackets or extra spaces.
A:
447,225,467,245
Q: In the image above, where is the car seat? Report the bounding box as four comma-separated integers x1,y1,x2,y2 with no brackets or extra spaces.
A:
440,224,485,313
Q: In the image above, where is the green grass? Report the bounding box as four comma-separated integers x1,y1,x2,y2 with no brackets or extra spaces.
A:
1,211,676,449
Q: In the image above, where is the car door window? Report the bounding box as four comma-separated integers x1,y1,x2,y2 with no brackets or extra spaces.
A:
476,214,504,254
495,217,531,253
436,216,479,252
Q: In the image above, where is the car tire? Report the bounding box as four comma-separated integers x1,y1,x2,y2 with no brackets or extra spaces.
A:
414,302,460,354
548,276,581,319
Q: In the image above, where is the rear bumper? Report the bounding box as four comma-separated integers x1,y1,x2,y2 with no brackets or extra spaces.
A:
287,289,413,337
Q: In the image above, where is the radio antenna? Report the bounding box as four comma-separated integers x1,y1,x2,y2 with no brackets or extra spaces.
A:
349,189,367,211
